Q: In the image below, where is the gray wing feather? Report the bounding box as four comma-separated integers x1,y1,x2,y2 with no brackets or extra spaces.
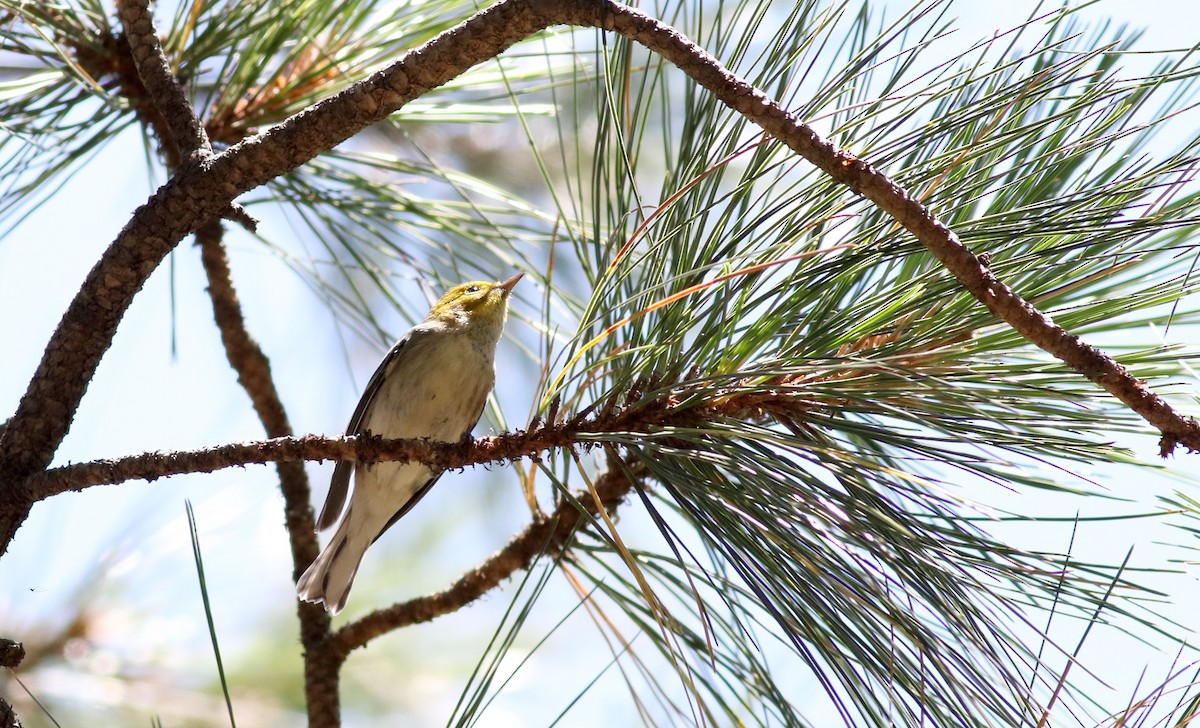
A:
316,332,414,531
318,461,354,531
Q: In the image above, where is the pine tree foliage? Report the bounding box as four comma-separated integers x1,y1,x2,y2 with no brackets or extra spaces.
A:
461,2,1200,725
2,0,1199,726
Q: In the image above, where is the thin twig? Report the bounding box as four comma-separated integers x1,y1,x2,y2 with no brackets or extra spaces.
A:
221,202,258,233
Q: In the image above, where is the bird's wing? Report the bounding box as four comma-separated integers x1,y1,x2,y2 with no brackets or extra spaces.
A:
319,462,354,531
316,330,417,531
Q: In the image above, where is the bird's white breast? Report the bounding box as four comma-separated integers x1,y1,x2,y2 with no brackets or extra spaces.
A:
362,328,497,442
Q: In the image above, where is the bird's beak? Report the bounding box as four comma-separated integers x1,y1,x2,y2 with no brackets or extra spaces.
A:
497,272,523,294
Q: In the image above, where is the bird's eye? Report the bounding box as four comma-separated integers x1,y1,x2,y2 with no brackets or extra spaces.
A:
466,285,481,294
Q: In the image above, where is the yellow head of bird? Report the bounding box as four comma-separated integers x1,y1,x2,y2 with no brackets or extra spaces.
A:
427,273,523,327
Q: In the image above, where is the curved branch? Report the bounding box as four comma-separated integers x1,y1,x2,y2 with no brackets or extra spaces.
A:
330,460,639,657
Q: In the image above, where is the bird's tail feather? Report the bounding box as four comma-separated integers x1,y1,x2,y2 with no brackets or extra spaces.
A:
297,506,367,615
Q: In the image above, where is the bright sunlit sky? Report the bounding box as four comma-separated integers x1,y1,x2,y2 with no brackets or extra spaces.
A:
2,1,1200,726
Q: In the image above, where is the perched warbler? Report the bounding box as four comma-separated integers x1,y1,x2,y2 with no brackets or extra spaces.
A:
297,273,522,613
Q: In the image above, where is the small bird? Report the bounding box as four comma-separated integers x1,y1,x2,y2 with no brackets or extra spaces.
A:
297,273,522,613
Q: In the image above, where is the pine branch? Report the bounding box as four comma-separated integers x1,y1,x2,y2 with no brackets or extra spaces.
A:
115,0,209,163
194,219,335,722
196,221,317,576
22,380,817,498
116,4,321,711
